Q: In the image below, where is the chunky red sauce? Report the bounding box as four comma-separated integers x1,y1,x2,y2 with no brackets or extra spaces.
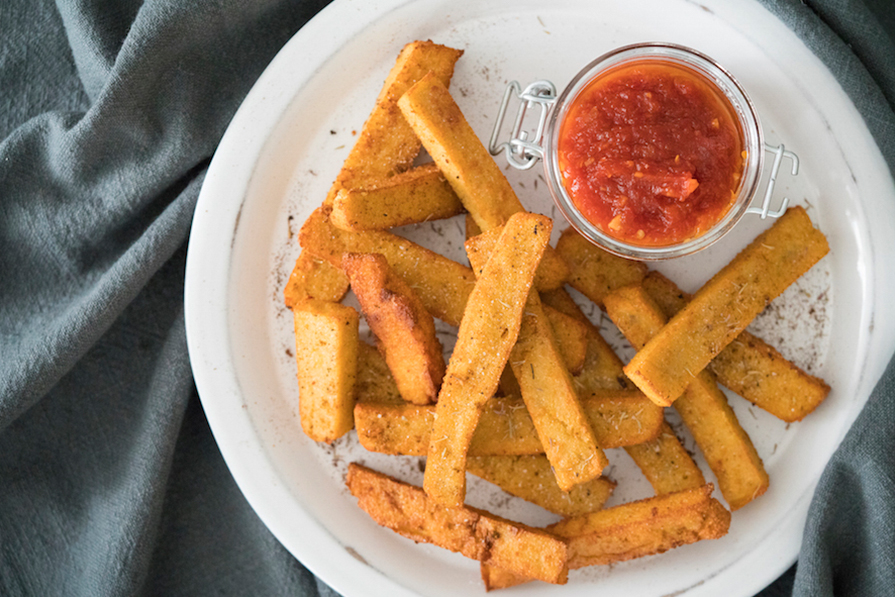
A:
558,61,744,246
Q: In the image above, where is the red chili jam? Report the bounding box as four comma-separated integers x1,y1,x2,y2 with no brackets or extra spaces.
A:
557,61,744,246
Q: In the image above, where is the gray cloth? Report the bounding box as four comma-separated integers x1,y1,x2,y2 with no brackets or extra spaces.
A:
754,1,895,595
1,1,336,595
0,1,891,596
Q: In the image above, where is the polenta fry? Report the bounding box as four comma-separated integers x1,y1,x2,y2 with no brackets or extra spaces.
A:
347,463,569,585
398,72,524,230
624,206,829,407
425,213,551,507
641,271,830,422
398,73,569,284
343,253,445,405
331,162,464,231
550,483,730,568
507,292,608,491
353,392,663,456
605,283,768,509
324,41,462,206
624,422,707,496
291,300,358,443
482,483,730,588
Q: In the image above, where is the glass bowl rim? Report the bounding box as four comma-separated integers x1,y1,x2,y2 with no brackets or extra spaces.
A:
543,41,765,261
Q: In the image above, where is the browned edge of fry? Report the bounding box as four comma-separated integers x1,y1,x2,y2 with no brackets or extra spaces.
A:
343,252,445,405
347,463,569,585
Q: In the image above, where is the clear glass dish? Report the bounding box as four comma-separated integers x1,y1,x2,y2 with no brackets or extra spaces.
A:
492,42,780,260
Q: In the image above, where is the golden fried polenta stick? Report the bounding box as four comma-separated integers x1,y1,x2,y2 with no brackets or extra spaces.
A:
355,399,538,457
483,483,730,588
355,341,403,405
466,222,569,291
324,41,463,206
467,454,615,517
675,374,769,509
291,300,358,443
425,213,551,507
347,463,569,585
534,288,702,494
624,206,829,407
398,72,524,230
507,292,608,491
624,422,707,495
331,162,465,231
555,227,648,308
300,207,476,326
398,73,568,283
605,284,768,509
467,239,617,385
543,306,588,375
539,287,631,392
467,232,606,491
642,271,830,422
550,483,730,568
283,251,349,308
343,253,445,405
353,392,663,456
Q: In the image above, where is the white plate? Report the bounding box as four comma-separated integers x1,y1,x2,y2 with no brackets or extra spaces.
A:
184,1,895,595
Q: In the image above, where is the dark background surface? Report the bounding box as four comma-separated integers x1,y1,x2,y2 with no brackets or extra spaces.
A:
1,1,892,595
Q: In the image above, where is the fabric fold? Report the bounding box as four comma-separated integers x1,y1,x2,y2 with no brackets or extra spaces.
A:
1,1,892,597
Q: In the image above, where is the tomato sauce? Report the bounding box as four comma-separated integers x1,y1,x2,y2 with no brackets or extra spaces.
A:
558,61,744,246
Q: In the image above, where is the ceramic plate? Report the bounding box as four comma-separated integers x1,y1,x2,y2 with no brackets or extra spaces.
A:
184,1,895,595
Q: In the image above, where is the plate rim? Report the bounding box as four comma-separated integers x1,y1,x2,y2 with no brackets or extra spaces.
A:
184,0,895,595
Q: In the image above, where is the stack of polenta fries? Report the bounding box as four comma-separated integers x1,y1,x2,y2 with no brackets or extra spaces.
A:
284,40,831,590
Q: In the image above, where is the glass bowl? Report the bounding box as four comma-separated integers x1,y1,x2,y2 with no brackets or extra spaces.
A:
492,42,772,261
